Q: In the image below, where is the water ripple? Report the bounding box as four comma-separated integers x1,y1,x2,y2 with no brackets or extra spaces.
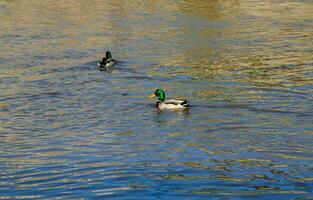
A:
1,0,313,199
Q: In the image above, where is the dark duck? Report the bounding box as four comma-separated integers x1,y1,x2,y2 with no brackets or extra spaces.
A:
97,51,115,69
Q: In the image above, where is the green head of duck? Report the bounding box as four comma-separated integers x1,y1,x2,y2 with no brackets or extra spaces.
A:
154,89,165,101
106,51,112,59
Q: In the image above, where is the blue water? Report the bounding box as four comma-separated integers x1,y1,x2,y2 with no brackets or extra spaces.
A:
1,0,313,199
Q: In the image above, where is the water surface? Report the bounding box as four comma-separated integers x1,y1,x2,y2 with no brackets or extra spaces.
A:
1,0,313,199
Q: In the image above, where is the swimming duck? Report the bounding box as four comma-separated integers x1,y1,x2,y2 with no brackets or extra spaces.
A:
97,51,115,69
149,89,189,110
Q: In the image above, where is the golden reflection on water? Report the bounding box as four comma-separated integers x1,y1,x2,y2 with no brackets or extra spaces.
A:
158,1,313,89
2,0,312,82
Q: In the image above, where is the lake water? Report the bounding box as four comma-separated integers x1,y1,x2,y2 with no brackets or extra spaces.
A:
1,0,313,199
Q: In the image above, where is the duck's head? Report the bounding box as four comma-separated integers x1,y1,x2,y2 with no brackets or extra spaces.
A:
149,89,165,101
106,51,112,58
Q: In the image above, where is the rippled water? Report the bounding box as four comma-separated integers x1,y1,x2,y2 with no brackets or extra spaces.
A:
1,0,313,199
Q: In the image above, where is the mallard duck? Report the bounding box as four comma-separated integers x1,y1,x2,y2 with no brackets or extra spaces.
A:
97,51,115,69
149,89,189,110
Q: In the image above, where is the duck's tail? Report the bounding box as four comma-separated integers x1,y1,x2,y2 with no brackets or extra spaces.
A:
181,100,189,107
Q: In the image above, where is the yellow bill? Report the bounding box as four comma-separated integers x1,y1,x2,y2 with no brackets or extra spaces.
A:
149,94,156,98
